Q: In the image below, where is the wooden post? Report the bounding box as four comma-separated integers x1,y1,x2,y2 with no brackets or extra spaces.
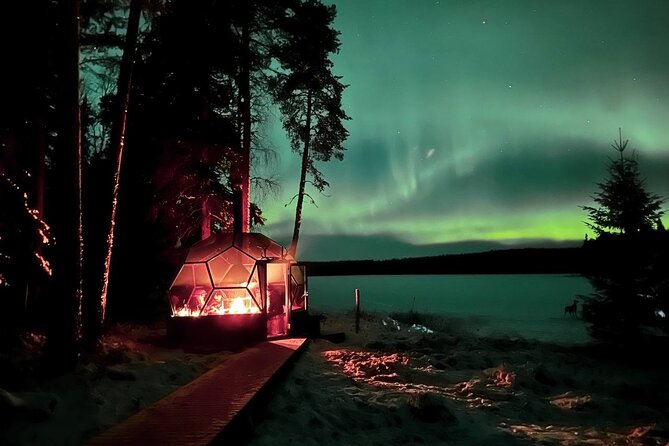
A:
355,288,360,333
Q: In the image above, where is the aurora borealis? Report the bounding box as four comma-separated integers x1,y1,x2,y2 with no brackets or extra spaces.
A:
259,0,669,259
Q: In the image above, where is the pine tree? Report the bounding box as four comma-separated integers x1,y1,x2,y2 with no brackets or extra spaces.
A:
272,0,349,258
581,130,669,341
229,0,288,233
583,129,664,236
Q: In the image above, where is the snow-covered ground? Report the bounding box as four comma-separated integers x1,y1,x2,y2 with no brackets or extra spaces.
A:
0,324,229,446
2,312,668,445
247,312,669,446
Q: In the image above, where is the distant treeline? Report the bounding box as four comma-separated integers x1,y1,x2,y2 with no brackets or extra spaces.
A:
300,240,666,276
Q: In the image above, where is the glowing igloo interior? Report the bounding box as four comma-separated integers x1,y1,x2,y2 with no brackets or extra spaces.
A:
168,233,307,337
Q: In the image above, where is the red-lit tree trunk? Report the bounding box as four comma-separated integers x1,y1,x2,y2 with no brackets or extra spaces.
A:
94,0,142,345
288,91,312,259
233,18,252,234
45,0,83,371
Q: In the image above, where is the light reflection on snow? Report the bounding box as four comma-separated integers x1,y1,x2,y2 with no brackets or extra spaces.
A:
499,422,658,445
321,348,667,445
322,349,516,408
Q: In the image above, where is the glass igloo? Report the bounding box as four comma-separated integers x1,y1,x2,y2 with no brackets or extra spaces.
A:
168,233,308,341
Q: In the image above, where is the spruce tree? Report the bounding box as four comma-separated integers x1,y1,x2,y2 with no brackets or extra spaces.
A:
583,129,664,236
581,130,668,341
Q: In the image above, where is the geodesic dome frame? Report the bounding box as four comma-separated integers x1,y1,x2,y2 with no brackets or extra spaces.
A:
168,233,299,318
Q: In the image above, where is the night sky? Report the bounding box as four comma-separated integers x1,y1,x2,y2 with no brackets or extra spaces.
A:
259,0,669,260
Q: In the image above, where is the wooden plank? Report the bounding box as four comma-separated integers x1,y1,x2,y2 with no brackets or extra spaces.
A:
87,338,307,446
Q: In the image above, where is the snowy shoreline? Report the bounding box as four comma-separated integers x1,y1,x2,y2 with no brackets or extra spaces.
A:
247,311,669,445
2,312,669,445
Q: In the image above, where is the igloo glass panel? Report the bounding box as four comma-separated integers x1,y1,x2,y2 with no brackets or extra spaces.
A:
234,233,259,258
247,267,263,310
262,241,284,259
169,264,213,317
208,248,255,287
290,265,306,311
185,233,233,262
246,234,284,259
201,289,260,316
207,256,233,287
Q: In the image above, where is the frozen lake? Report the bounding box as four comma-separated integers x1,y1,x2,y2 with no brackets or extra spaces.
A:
308,274,595,344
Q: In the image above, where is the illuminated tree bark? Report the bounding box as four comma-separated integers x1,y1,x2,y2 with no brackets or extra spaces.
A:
94,0,142,345
234,18,252,234
231,0,287,234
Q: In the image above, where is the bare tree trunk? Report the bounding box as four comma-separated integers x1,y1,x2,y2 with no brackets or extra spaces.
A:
288,91,313,259
235,18,252,234
95,0,142,345
45,0,83,371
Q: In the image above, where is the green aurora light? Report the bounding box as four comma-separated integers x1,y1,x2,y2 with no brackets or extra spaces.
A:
256,0,669,255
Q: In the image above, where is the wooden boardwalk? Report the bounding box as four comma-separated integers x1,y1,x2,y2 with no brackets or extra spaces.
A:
88,337,307,446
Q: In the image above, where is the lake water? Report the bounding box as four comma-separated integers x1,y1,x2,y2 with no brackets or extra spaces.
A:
308,274,595,344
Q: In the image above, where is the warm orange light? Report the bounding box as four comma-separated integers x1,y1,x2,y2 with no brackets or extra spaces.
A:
174,294,260,317
230,297,249,314
175,307,198,317
232,295,260,314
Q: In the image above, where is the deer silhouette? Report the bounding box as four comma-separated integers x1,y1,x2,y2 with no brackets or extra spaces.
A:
564,299,578,317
